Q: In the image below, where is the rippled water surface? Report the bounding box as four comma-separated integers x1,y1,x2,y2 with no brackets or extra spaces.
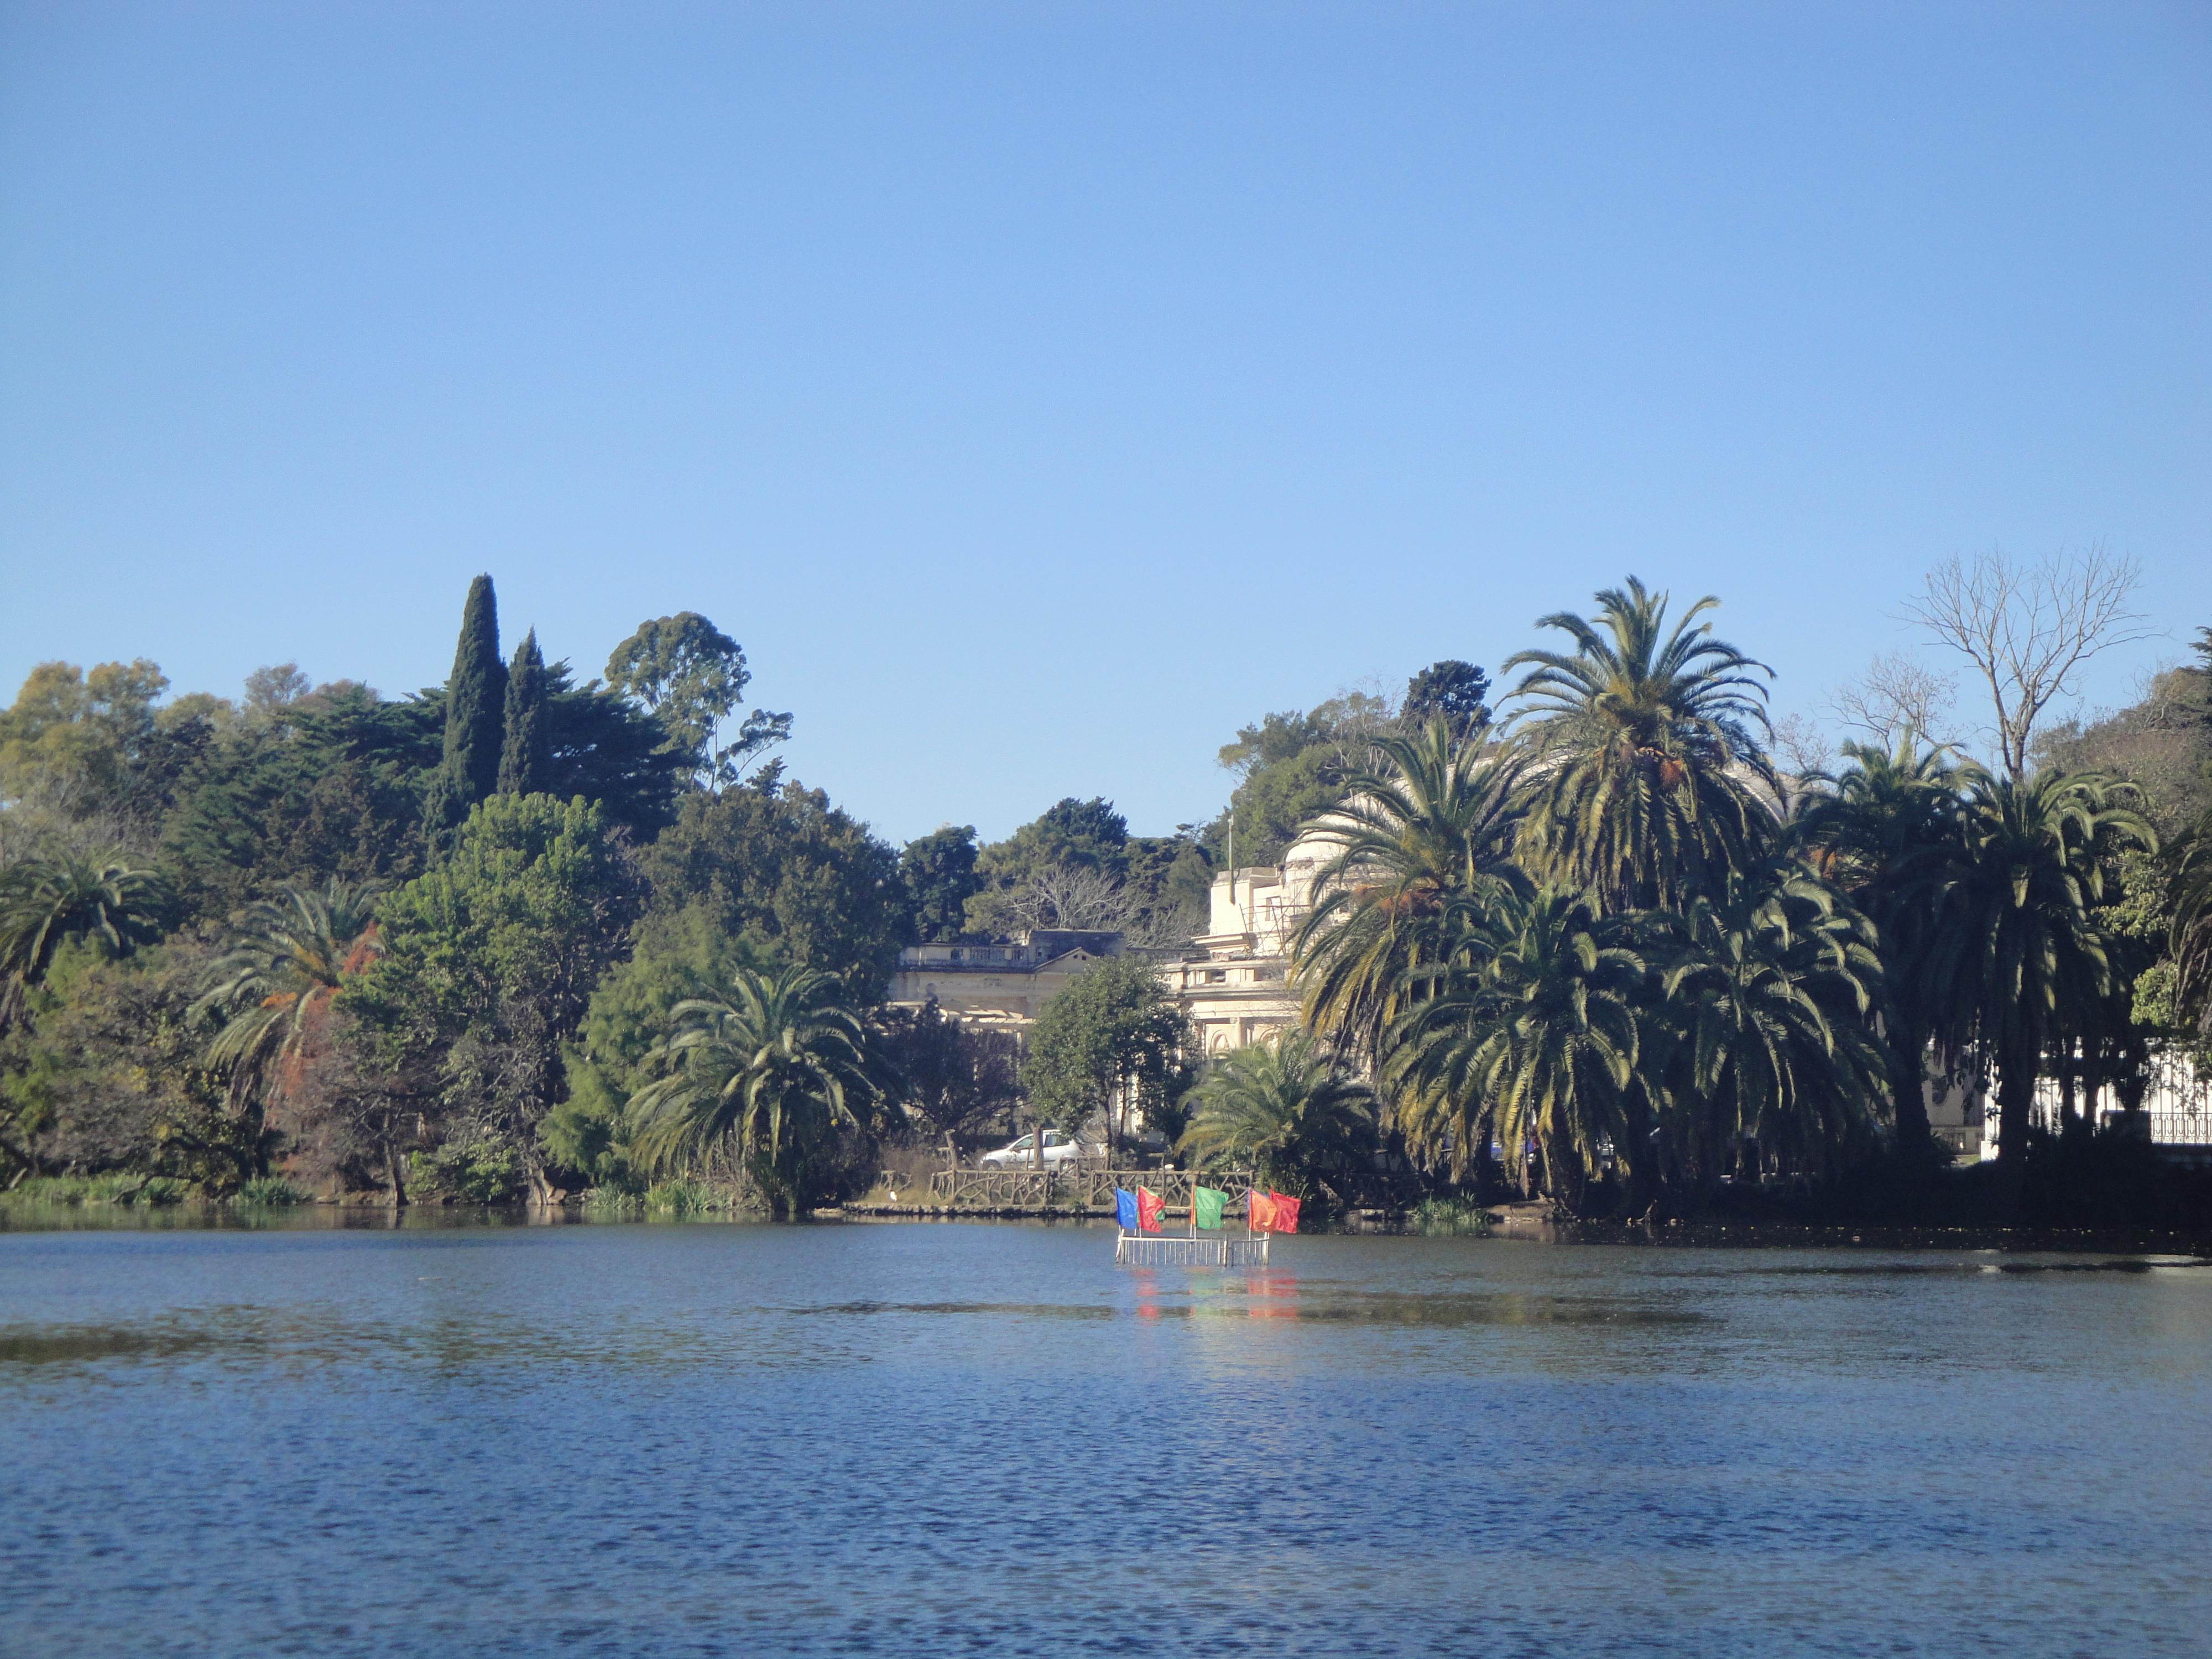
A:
4,1219,2210,1656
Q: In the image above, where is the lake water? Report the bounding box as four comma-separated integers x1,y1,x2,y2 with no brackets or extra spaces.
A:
2,1217,2209,1657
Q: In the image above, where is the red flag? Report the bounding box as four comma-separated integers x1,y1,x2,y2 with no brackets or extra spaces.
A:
1248,1191,1276,1232
1267,1191,1301,1234
1136,1187,1165,1234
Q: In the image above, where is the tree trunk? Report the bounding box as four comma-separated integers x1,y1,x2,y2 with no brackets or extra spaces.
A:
384,1141,410,1209
1619,1093,1655,1221
1993,1045,2036,1217
0,1129,35,1188
1888,1024,1933,1162
524,1153,557,1208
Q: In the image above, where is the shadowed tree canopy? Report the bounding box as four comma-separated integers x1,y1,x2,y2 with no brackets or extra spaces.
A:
154,667,678,917
966,797,1130,937
424,576,508,845
497,630,550,796
533,665,688,841
900,825,982,943
158,687,443,915
872,993,1022,1138
1791,738,1969,1157
1921,767,2154,1207
1404,660,1493,736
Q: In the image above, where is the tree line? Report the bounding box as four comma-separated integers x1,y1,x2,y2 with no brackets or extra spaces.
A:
4,554,2210,1225
1170,559,2212,1226
1,579,1008,1210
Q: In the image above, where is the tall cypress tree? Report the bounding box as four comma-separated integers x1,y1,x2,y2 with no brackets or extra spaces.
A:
497,628,550,796
425,575,507,845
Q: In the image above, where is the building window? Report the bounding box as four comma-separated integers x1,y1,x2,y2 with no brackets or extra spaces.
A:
1204,969,1227,984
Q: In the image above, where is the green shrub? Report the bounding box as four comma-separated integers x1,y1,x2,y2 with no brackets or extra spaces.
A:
408,1140,524,1204
588,1182,752,1219
132,1175,188,1207
236,1176,307,1207
0,1175,93,1208
0,1172,194,1208
644,1178,714,1217
1409,1195,1495,1237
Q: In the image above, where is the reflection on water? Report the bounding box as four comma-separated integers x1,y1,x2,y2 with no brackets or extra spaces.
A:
790,1286,1707,1327
3,1221,2209,1656
0,1320,232,1366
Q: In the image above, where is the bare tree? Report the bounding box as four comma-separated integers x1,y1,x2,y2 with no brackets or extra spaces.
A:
1769,713,1834,784
1009,862,1129,932
1903,544,2148,779
1316,680,1400,769
1829,650,1959,749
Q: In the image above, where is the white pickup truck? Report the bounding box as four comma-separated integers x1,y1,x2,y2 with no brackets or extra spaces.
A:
978,1129,1096,1169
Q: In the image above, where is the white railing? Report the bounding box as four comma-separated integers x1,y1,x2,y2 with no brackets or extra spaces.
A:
1114,1232,1271,1267
2022,1049,2212,1149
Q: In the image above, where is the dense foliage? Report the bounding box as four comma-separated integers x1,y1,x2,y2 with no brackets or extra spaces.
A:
4,570,2206,1232
1024,952,1196,1155
627,963,882,1216
0,580,898,1204
962,797,1211,946
1178,1031,1377,1209
1274,584,2212,1221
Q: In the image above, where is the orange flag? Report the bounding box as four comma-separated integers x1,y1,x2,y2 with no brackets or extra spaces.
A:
1248,1190,1277,1231
1266,1191,1301,1234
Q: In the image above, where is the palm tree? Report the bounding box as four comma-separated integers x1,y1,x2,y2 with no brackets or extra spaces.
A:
2171,819,2212,1041
1385,885,1647,1214
627,963,880,1215
1177,1030,1378,1207
1288,718,1528,1058
0,851,170,1024
1502,576,1777,913
1791,738,1966,1157
190,878,384,1109
1921,768,2154,1206
1645,860,1888,1204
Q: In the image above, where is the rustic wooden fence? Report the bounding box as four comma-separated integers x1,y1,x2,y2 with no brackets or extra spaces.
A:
925,1167,1255,1211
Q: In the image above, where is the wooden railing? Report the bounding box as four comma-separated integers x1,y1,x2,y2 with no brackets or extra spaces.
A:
925,1167,1255,1209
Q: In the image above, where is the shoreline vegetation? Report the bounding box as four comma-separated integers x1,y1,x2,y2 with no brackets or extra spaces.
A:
6,555,2212,1242
9,1175,2212,1261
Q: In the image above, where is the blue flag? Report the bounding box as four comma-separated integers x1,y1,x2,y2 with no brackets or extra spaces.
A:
1114,1188,1139,1232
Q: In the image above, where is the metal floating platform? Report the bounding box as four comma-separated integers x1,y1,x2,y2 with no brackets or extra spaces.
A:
1114,1232,1270,1267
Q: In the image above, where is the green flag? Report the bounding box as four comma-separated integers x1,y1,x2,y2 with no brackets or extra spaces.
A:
1193,1186,1226,1230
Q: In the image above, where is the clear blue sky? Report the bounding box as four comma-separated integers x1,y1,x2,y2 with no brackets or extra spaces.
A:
3,2,2206,844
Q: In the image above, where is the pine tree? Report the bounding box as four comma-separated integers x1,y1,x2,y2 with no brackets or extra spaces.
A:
498,629,550,796
424,575,507,847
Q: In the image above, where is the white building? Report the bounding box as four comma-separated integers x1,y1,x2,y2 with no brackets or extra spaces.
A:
1154,828,1337,1055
